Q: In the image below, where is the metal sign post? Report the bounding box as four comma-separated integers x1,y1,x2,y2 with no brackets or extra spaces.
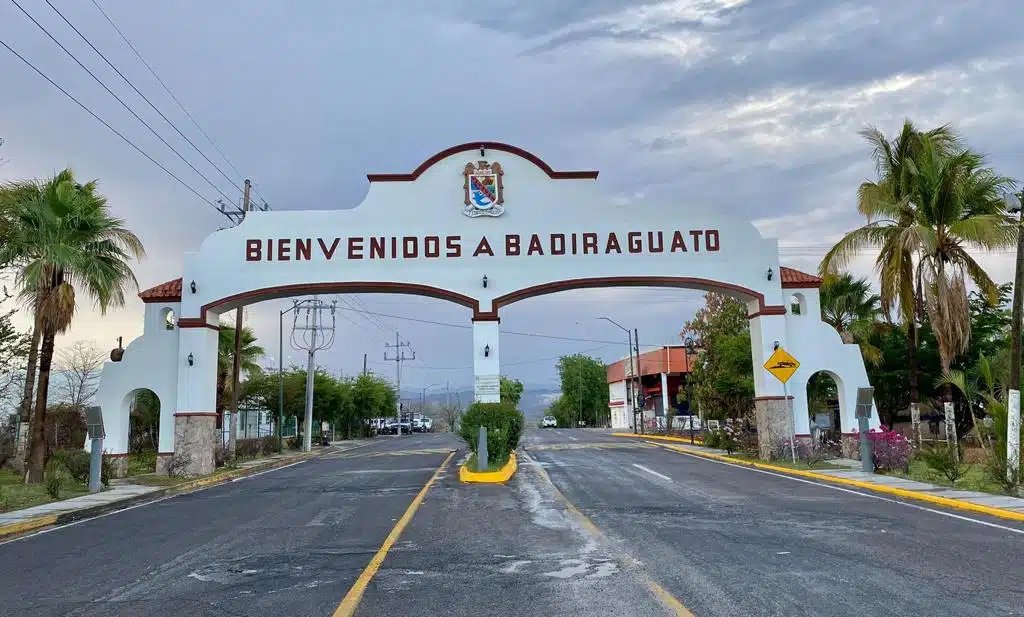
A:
85,407,105,493
763,347,800,463
855,387,875,472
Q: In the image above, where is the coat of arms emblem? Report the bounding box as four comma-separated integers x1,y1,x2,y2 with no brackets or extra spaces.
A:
463,161,504,217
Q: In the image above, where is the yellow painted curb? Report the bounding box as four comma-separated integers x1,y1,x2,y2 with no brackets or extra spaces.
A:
459,451,517,483
645,440,1024,523
611,432,704,446
0,513,58,537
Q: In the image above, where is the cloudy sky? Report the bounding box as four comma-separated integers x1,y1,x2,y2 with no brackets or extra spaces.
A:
2,0,1020,395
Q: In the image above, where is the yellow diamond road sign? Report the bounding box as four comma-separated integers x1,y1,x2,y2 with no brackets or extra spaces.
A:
764,347,800,384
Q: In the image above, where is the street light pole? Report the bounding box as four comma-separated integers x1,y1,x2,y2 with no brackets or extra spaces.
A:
277,303,299,454
599,316,637,431
421,383,439,413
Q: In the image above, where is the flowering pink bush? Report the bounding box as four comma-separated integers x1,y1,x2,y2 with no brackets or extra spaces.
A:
864,426,914,472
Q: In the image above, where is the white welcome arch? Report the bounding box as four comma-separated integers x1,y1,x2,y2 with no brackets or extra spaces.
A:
97,142,879,475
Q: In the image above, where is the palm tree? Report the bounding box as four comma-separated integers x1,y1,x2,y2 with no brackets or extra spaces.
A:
820,120,959,406
216,324,264,433
907,138,1016,378
818,272,883,365
0,169,144,483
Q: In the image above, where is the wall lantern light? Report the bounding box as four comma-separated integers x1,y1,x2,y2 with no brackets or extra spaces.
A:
187,352,194,366
479,146,486,156
766,267,773,281
190,280,197,294
484,344,490,357
482,275,488,288
773,341,780,351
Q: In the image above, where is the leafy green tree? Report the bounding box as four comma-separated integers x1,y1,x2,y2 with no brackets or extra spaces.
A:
555,354,609,427
0,169,144,483
820,120,958,407
819,272,883,365
499,376,524,409
681,293,754,421
217,324,264,417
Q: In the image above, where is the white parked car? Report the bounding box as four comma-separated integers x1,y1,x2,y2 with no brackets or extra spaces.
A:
541,415,557,428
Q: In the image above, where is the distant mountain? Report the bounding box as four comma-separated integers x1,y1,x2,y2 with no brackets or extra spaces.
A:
399,385,562,420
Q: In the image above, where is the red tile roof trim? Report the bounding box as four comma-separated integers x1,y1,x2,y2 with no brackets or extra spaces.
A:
139,277,182,303
780,267,822,289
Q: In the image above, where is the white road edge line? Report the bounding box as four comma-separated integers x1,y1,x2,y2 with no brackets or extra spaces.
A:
231,459,308,481
632,463,673,482
665,447,1024,535
2,459,312,545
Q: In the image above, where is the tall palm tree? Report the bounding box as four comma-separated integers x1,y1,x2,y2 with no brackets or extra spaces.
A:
216,324,264,426
818,272,883,365
907,137,1016,377
0,169,144,483
820,120,958,406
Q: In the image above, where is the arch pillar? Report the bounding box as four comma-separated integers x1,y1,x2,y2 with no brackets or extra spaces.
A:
173,317,220,476
749,307,796,459
472,316,500,403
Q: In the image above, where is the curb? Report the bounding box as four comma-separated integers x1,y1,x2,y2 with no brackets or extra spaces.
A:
634,438,1024,523
459,451,518,483
0,450,321,539
611,432,704,446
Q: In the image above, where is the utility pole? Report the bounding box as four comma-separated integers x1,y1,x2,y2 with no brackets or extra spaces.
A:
385,332,415,435
634,328,643,435
226,179,252,457
291,297,338,451
1004,190,1023,486
363,353,368,376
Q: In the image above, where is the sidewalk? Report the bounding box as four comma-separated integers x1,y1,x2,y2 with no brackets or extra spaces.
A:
613,433,1024,521
0,442,368,539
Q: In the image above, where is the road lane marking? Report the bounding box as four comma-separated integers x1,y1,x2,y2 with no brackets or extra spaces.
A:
522,450,695,616
632,464,673,482
566,434,579,441
338,467,438,474
332,450,455,617
656,444,1024,535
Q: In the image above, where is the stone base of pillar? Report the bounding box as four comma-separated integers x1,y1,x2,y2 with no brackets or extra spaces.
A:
155,453,173,476
173,414,217,476
108,456,128,478
754,396,793,460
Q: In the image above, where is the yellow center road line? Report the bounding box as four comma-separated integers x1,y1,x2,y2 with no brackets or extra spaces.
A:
521,450,696,616
332,450,455,617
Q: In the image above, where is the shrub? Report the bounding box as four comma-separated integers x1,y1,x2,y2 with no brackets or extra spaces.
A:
702,430,723,449
235,438,262,459
919,444,971,484
44,458,69,498
167,452,192,477
983,449,1021,495
260,435,278,455
214,444,229,468
50,449,92,484
459,401,524,465
287,434,302,450
772,438,811,462
866,426,914,473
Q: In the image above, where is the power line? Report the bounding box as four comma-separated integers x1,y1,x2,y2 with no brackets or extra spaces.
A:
0,36,218,209
88,0,247,182
331,303,628,345
43,0,243,194
9,0,236,204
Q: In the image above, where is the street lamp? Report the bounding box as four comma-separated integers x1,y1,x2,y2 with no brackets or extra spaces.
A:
1002,190,1024,391
278,301,300,453
598,316,638,432
421,383,440,413
683,335,698,444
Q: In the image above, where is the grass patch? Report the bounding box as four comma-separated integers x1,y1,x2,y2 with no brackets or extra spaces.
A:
464,452,509,472
726,452,846,471
886,458,1004,494
127,473,185,487
0,468,90,513
127,451,157,476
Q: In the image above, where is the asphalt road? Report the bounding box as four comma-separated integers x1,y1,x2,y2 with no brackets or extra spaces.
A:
1,428,1022,617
